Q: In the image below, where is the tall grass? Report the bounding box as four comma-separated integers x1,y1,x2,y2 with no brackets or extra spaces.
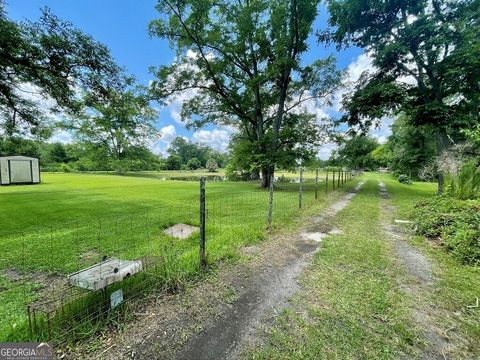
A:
448,160,480,200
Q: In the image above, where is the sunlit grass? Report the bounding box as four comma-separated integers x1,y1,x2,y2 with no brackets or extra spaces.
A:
0,172,351,342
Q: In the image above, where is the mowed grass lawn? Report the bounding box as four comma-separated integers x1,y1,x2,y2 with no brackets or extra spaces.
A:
0,171,336,341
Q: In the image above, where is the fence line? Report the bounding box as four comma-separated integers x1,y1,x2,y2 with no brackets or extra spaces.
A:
0,168,358,345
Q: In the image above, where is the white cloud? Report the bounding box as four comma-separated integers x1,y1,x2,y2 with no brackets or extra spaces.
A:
48,130,73,144
158,125,177,143
317,143,338,160
289,92,330,124
347,53,374,82
370,116,394,144
2,82,65,134
332,53,375,113
192,128,231,152
147,125,177,156
164,89,198,125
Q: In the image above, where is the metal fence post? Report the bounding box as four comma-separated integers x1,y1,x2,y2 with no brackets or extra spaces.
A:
199,177,206,270
315,169,318,200
267,172,274,227
298,167,304,209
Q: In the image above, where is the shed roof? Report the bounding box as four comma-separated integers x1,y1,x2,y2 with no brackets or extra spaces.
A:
0,155,39,160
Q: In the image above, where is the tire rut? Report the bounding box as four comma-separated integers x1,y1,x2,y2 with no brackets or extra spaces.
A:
379,181,451,360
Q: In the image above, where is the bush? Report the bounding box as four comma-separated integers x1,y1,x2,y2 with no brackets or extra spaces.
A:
206,158,218,172
412,196,480,264
60,163,74,173
187,158,201,170
398,174,412,184
166,154,182,170
74,159,96,171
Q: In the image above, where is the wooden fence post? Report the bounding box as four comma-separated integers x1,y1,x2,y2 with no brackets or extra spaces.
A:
315,169,318,200
337,170,341,188
199,177,206,270
333,170,335,190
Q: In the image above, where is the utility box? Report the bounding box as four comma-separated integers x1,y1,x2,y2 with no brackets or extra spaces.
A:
0,156,40,185
67,258,143,291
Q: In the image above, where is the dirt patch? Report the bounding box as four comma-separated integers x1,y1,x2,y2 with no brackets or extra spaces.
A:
295,240,319,253
163,224,199,239
71,182,364,360
3,268,62,288
3,268,23,281
378,181,453,360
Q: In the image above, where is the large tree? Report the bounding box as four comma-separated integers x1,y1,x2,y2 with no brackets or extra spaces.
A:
167,136,226,167
333,134,379,170
228,112,328,178
322,0,480,193
149,0,342,187
384,115,436,177
0,4,122,137
67,88,157,169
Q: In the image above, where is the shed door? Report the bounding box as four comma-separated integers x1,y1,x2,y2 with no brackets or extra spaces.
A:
9,160,32,183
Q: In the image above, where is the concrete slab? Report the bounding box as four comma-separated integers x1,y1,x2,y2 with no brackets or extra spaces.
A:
68,258,143,291
163,223,199,239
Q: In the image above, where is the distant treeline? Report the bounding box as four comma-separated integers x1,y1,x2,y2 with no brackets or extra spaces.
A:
0,136,227,173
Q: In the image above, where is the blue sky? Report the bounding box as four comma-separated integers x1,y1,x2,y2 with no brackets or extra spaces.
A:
6,1,385,158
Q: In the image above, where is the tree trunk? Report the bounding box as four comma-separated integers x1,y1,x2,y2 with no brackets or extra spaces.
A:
261,166,273,188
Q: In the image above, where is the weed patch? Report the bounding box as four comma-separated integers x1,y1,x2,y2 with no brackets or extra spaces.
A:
412,196,480,264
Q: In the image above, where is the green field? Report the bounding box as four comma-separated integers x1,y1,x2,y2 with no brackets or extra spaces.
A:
81,168,329,182
0,171,345,342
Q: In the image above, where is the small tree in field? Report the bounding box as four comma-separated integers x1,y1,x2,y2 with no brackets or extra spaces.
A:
166,154,182,170
206,158,218,173
187,157,201,170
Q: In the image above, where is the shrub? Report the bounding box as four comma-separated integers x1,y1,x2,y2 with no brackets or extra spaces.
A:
187,158,201,170
412,196,480,264
166,154,182,170
206,158,218,172
60,163,74,173
398,174,412,184
74,159,95,171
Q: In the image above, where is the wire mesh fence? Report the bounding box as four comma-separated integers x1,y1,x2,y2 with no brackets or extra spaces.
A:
0,169,357,345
